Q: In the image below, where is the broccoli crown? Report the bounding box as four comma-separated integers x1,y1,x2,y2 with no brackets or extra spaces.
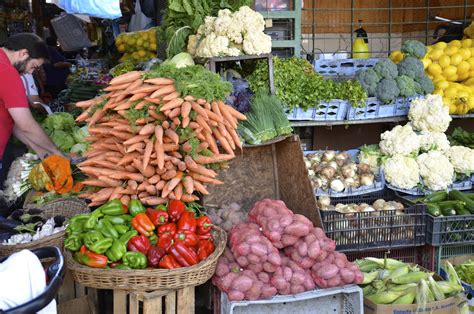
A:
355,68,380,96
414,75,435,95
373,59,398,79
401,40,427,59
395,75,417,97
376,78,400,103
397,56,425,79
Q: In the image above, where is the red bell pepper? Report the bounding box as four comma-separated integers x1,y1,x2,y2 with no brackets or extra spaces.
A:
157,223,177,237
197,239,215,261
147,246,166,268
168,200,186,222
177,211,196,232
195,216,212,235
197,233,213,240
169,241,199,267
157,233,174,251
131,212,155,237
146,206,169,226
75,245,108,268
174,230,199,247
127,235,151,255
159,254,181,269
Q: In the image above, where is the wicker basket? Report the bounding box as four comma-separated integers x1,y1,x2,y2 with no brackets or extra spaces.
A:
0,230,65,257
23,190,89,217
66,226,227,291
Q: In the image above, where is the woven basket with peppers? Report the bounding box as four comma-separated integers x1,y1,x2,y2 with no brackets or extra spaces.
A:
65,198,216,270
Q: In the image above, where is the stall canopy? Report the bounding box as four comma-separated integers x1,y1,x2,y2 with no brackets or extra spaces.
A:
47,0,122,20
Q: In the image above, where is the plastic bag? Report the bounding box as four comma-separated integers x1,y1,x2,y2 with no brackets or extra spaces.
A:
51,14,92,52
56,0,121,20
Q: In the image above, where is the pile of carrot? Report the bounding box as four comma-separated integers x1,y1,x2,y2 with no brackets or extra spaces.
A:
74,70,246,207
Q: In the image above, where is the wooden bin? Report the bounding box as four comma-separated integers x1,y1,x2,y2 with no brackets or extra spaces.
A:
57,269,99,314
203,135,322,228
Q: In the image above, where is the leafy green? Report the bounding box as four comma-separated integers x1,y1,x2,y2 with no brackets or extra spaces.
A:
241,91,277,142
72,126,88,143
449,127,474,148
42,112,75,133
51,130,75,152
454,260,474,285
259,93,293,136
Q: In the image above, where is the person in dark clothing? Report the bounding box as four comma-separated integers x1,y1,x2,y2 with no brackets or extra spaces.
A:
42,36,71,98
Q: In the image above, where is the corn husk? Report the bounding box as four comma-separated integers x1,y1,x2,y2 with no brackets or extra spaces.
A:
428,276,445,301
392,271,432,284
367,290,406,304
356,259,380,272
437,280,463,294
389,283,418,292
385,265,410,282
363,271,380,285
392,290,416,304
365,257,407,270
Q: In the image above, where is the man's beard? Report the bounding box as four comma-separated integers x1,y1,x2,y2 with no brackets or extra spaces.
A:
13,58,30,74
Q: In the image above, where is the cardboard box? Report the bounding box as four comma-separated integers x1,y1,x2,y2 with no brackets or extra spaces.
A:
364,296,465,314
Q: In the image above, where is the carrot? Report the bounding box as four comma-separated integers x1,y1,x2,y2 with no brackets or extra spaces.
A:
182,176,194,194
128,180,138,191
139,124,156,136
108,172,145,182
217,101,237,128
144,77,174,85
120,195,131,207
150,85,176,98
148,174,161,184
164,161,175,171
213,128,234,155
141,197,168,206
110,130,133,141
155,142,165,170
163,91,180,102
145,185,157,195
124,79,143,92
227,125,242,150
195,154,234,164
184,95,195,102
129,92,148,102
204,131,219,155
110,71,142,85
182,117,190,128
135,100,148,110
107,156,122,164
148,109,166,121
104,82,131,91
161,121,170,129
164,128,179,145
76,98,99,109
161,171,183,198
130,84,160,94
162,169,177,181
174,183,183,200
184,156,217,178
191,102,209,120
126,142,145,153
125,165,138,173
75,108,91,123
160,98,184,112
123,135,149,146
197,99,207,105
181,101,192,119
172,117,181,128
155,180,166,191
195,114,212,133
170,151,183,159
182,141,192,153
168,107,181,119
190,172,224,185
225,102,248,121
193,180,210,195
181,194,196,202
163,143,179,151
205,108,223,122
211,101,223,119
132,159,155,178
138,191,150,199
91,188,114,203
88,108,106,127
142,139,154,172
177,161,186,172
208,119,218,127
114,124,134,133
82,179,110,188
144,97,162,105
109,186,125,201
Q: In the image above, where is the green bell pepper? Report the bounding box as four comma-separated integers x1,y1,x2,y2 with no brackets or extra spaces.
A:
128,199,146,217
97,199,127,216
106,238,127,262
83,230,104,249
84,209,104,230
98,219,119,239
66,214,90,235
122,251,147,269
119,229,138,245
89,237,114,254
114,224,130,235
64,234,82,251
104,215,132,225
114,264,132,270
148,233,158,246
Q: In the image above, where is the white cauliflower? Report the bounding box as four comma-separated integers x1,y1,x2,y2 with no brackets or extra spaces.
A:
379,124,421,156
408,94,452,133
194,34,231,58
187,34,200,56
419,131,450,152
448,146,474,174
383,155,420,189
417,151,454,191
197,16,216,36
243,32,272,55
233,6,265,34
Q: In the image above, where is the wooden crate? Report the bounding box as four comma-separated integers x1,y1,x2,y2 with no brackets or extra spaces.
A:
202,135,322,228
58,269,99,314
113,286,194,314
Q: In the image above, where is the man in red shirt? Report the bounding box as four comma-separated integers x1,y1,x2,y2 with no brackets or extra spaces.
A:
0,33,62,176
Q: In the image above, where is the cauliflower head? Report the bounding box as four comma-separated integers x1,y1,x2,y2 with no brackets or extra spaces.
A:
214,10,244,44
197,16,216,36
408,94,452,132
380,124,421,156
233,6,265,34
417,151,454,191
243,32,272,55
194,34,231,58
383,155,420,189
419,131,450,152
448,146,474,174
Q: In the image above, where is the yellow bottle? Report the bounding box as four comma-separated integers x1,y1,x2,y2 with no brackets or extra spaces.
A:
353,38,369,59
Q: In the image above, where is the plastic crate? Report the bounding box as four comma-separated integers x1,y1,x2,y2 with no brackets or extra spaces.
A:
345,246,435,271
386,178,473,196
434,244,474,273
426,214,474,246
286,100,349,121
219,285,363,314
346,96,416,120
313,58,379,77
305,150,385,197
321,192,426,252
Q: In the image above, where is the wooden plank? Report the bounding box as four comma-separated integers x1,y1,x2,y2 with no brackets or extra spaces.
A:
113,290,128,314
129,292,140,314
75,283,86,297
143,293,162,314
165,291,176,314
57,269,76,304
177,287,194,314
87,288,99,314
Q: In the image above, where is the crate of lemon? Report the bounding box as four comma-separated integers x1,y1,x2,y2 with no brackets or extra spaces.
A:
115,28,158,62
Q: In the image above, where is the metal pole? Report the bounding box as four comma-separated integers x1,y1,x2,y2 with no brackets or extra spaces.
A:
464,0,468,23
351,0,354,57
312,0,316,59
388,0,392,55
425,0,430,45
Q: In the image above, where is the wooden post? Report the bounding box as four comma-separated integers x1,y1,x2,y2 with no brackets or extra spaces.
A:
113,290,128,314
177,286,194,314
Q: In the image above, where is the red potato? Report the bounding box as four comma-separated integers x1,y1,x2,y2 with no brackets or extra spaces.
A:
263,262,279,273
318,264,339,280
235,243,250,256
340,268,355,284
261,284,277,299
291,285,306,295
300,257,315,269
220,272,238,292
290,250,303,264
282,267,293,281
270,275,288,290
266,252,281,266
297,242,308,256
284,222,311,237
291,273,306,286
250,243,268,256
216,261,230,277
257,272,271,284
227,290,245,301
304,271,316,290
236,256,249,267
247,254,260,264
327,274,342,287
244,281,263,301
231,276,253,292
281,234,299,247
246,263,263,274
307,241,321,260
279,214,293,228
268,231,282,242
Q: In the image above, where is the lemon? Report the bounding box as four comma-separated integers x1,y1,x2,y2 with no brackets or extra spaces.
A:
435,80,450,90
467,58,474,68
449,40,462,48
464,77,474,86
445,87,458,98
458,72,470,81
118,44,125,53
422,57,432,69
447,74,459,82
457,60,470,74
428,63,443,76
439,55,451,68
434,42,448,50
429,49,444,60
462,38,473,48
443,65,458,77
445,46,459,56
448,103,457,114
459,48,472,60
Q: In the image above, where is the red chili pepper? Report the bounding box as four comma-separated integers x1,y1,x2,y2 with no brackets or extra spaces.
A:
159,254,181,269
157,223,177,237
174,230,199,247
177,211,196,232
147,246,166,268
127,235,151,255
195,216,212,235
75,245,108,268
146,206,169,226
168,200,186,222
131,212,155,237
157,233,174,251
197,239,215,261
169,241,199,267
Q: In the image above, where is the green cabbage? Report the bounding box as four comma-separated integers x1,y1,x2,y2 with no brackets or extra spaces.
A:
72,126,88,143
168,52,194,68
70,143,88,155
42,112,75,132
51,130,75,152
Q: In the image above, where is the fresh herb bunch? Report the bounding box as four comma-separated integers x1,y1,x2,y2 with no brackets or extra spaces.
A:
144,64,232,101
449,127,474,149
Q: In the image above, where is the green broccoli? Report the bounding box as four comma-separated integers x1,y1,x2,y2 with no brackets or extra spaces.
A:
397,56,425,80
414,75,435,95
401,40,427,59
373,59,398,79
395,75,417,97
376,78,400,103
355,68,380,96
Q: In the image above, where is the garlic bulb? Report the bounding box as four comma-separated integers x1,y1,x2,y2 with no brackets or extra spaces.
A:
330,179,345,192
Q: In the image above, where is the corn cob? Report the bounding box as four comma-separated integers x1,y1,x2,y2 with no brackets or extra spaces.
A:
389,283,418,292
367,290,406,304
392,290,416,304
385,265,410,282
428,276,445,301
362,271,380,285
392,271,432,284
365,257,407,270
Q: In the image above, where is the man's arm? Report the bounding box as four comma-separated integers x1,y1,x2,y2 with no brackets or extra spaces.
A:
9,107,63,158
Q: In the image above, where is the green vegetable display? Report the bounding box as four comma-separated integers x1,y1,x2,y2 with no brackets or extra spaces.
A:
415,189,474,216
454,260,474,285
41,112,89,154
449,127,474,149
401,40,427,59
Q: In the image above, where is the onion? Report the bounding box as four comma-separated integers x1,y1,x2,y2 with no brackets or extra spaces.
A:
318,196,331,208
330,179,345,192
360,173,375,186
335,152,351,167
357,163,372,175
322,151,336,162
372,199,386,211
320,166,336,179
341,163,357,178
